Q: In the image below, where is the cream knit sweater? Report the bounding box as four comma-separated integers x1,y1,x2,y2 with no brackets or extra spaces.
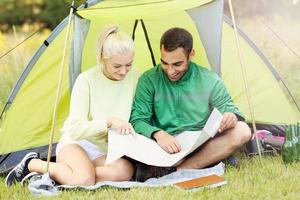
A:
59,66,139,152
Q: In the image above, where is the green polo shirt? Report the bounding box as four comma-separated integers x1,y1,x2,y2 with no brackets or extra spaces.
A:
130,61,242,138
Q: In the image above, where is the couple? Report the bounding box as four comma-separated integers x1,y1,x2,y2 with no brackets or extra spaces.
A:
5,26,251,186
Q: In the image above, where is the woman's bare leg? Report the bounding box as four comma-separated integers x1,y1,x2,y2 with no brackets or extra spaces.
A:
28,144,96,185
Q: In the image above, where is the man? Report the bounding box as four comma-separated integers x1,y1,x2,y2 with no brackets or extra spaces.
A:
130,27,251,182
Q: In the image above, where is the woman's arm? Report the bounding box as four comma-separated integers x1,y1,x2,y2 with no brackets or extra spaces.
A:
61,74,108,140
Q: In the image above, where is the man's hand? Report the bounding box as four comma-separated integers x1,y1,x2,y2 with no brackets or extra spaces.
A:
218,112,238,133
153,130,181,154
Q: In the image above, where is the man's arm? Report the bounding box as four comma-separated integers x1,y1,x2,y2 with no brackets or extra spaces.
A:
209,77,244,132
130,74,181,153
130,74,161,138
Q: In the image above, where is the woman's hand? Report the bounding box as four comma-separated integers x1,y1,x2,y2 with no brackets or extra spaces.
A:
106,117,135,135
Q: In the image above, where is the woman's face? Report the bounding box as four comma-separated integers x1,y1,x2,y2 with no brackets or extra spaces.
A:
102,52,134,81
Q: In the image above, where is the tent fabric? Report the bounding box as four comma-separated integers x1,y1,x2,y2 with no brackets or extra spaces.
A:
69,15,90,90
221,21,300,124
0,144,57,173
78,0,213,20
2,18,70,112
78,2,210,73
187,0,223,74
0,0,299,172
223,15,281,82
0,24,72,155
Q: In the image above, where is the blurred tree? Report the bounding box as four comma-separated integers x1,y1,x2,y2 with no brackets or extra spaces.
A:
0,0,40,30
40,0,85,29
0,0,85,31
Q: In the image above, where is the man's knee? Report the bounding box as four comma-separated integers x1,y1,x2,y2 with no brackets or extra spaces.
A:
114,170,133,181
231,121,251,148
110,159,135,181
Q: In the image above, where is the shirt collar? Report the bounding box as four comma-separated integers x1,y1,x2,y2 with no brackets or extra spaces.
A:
159,61,195,85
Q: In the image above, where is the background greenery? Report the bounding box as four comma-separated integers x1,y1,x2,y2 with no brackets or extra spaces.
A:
0,0,85,31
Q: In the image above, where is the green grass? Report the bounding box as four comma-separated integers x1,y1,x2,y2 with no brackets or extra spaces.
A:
0,156,299,200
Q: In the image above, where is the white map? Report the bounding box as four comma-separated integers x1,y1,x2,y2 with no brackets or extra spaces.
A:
105,108,223,167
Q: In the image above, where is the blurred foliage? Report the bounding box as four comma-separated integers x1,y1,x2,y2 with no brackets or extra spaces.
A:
224,0,300,19
0,0,85,31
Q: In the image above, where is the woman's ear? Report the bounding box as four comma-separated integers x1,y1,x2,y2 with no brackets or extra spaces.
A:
98,54,102,64
188,49,195,61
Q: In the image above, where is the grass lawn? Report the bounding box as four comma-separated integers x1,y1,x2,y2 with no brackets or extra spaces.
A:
0,156,299,200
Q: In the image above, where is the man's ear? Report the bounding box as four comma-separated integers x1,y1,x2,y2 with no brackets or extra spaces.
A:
188,49,195,61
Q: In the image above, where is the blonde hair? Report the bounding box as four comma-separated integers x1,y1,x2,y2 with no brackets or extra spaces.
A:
96,25,134,65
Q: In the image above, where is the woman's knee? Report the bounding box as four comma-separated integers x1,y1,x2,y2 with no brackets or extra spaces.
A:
58,168,95,186
56,144,96,185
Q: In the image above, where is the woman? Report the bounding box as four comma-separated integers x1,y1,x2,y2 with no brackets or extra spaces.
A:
5,25,139,186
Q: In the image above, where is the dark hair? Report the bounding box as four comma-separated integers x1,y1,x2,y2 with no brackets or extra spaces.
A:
160,27,193,56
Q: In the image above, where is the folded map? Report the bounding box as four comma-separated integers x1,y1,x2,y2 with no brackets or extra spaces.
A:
105,108,223,166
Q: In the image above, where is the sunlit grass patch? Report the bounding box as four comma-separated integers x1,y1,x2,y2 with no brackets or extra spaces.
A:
0,156,299,200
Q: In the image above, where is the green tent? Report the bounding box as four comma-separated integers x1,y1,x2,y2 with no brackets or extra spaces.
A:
0,0,299,172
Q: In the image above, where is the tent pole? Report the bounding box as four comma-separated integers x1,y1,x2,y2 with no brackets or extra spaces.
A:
228,0,262,161
46,1,75,173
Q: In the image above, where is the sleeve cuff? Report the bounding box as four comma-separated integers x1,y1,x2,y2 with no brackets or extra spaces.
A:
234,113,245,121
141,126,161,139
90,118,108,133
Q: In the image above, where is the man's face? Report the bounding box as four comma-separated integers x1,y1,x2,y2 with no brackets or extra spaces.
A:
160,46,190,82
